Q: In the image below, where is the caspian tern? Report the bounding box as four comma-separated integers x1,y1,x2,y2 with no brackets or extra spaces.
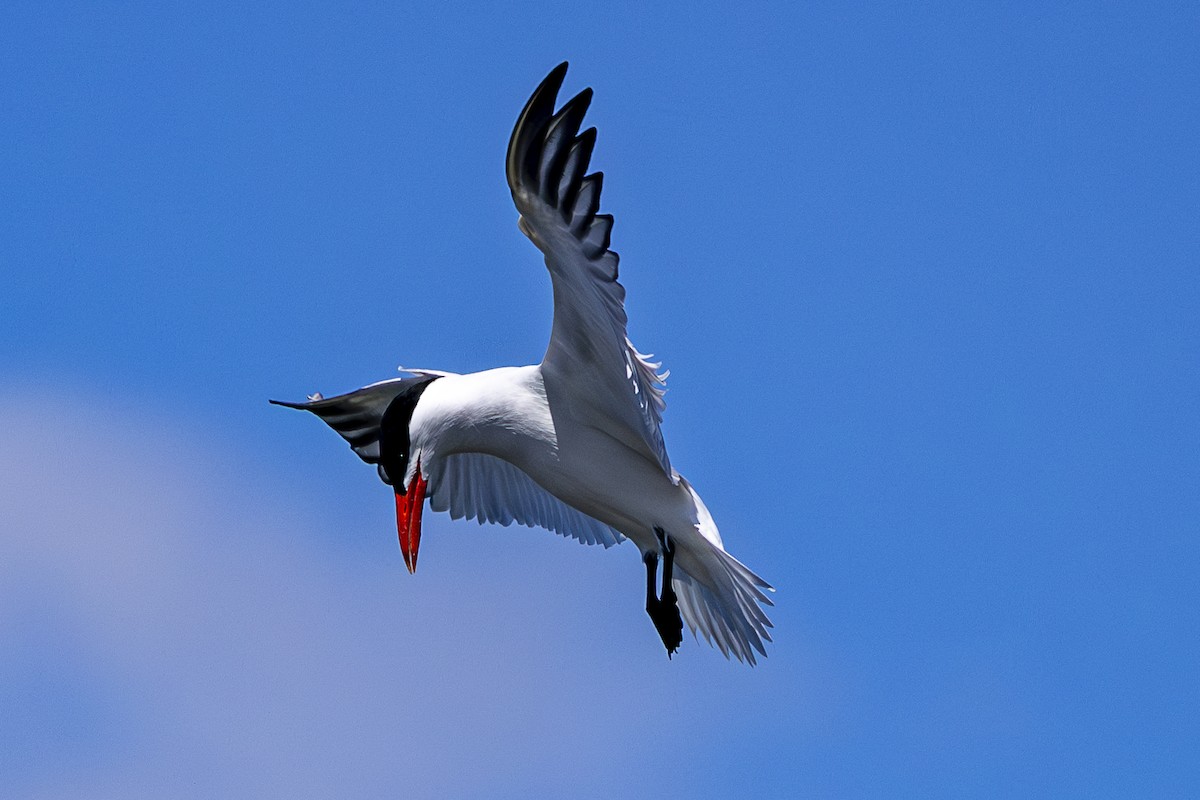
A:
273,63,774,663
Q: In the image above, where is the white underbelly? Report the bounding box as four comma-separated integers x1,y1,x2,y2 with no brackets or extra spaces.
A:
513,423,692,548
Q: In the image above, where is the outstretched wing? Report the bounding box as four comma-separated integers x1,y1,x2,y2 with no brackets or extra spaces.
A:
427,452,625,548
270,375,437,486
270,378,412,468
506,62,674,482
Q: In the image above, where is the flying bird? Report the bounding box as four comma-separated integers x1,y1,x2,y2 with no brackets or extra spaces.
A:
273,63,774,663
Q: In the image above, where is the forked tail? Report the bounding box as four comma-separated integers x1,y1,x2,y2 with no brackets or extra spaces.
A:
673,477,775,665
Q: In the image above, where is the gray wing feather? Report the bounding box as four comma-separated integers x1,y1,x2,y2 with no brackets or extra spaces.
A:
270,379,411,465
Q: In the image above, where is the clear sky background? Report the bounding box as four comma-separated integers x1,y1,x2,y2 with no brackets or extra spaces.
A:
2,2,1197,797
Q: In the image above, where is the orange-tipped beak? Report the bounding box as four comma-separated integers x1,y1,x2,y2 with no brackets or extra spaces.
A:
395,461,428,574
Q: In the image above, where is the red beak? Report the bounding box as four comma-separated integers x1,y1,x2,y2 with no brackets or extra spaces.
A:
395,460,428,574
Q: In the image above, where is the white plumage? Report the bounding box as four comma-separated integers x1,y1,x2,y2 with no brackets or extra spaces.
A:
275,63,774,663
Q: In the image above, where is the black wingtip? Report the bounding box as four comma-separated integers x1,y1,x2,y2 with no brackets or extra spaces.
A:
537,87,594,202
560,86,593,122
507,62,571,188
269,398,307,410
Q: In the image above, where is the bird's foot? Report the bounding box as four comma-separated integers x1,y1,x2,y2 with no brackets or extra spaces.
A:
644,531,683,658
647,589,683,657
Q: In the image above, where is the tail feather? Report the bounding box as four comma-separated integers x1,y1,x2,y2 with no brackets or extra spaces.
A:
673,475,775,664
674,546,774,666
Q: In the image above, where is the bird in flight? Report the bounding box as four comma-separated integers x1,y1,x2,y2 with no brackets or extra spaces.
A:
273,63,773,663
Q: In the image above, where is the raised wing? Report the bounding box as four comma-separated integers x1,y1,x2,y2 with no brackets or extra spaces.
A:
427,452,625,548
506,62,674,482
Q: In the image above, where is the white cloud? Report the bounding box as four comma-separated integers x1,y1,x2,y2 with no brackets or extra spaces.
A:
0,386,783,798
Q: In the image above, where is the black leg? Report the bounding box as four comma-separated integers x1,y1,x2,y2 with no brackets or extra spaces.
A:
643,550,659,612
644,528,683,658
658,527,676,592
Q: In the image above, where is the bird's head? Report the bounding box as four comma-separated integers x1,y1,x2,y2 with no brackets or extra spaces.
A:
270,373,440,574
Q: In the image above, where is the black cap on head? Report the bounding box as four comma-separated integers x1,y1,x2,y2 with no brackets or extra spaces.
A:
378,376,438,491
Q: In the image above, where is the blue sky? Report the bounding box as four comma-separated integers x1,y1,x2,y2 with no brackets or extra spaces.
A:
2,1,1197,796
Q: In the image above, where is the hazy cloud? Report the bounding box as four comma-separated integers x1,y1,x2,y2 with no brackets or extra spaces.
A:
0,386,786,798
